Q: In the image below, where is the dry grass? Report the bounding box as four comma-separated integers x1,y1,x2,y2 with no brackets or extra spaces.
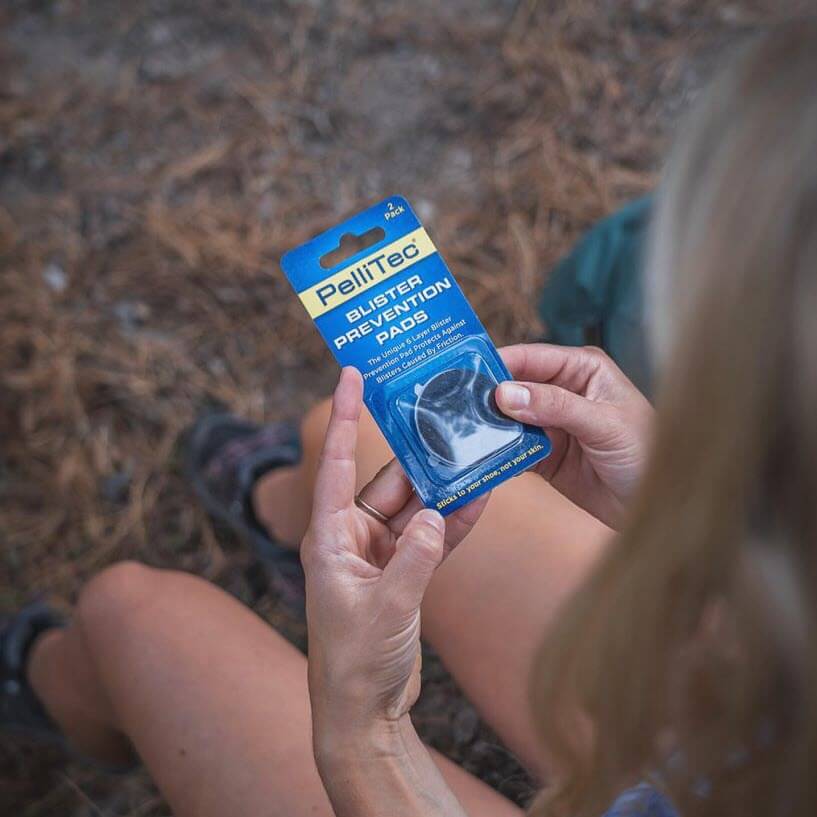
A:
0,0,796,813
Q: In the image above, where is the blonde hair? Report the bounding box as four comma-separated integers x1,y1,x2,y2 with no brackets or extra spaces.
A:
530,23,817,817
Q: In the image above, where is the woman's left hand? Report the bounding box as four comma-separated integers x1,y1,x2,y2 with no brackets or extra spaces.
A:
302,367,489,750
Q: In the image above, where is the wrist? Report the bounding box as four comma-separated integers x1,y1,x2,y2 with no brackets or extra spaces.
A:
313,712,415,770
313,712,469,817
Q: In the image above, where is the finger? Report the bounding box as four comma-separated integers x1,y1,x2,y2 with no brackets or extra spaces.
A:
357,458,414,522
500,343,600,392
495,381,616,446
382,509,445,611
312,367,364,519
533,426,568,481
385,493,424,538
387,492,489,555
443,492,490,553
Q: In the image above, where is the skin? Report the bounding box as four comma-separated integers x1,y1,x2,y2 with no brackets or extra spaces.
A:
26,344,651,816
495,344,654,528
28,563,513,817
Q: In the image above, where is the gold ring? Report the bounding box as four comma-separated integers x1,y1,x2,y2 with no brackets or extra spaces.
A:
354,495,390,524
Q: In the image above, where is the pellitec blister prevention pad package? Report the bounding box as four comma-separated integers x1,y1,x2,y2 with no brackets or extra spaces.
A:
281,196,551,515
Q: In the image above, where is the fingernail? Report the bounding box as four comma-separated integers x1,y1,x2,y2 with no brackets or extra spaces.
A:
417,509,444,532
498,382,530,410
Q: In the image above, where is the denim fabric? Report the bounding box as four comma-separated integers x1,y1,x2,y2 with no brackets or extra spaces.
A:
602,783,679,817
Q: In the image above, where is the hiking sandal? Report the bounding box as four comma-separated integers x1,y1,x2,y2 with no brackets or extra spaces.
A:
0,601,66,747
1,600,141,773
185,414,304,601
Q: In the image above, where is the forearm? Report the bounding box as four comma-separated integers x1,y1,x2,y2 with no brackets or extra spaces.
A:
314,716,470,817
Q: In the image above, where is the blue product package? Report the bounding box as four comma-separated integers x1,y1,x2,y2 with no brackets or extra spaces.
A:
281,196,551,515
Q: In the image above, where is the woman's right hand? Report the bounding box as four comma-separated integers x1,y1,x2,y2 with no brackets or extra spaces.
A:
496,344,654,529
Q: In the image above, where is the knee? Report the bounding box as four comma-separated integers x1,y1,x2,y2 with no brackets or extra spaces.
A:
300,396,333,451
75,561,163,644
301,396,386,464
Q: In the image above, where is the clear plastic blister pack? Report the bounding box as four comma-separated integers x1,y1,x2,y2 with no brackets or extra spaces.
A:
391,341,523,484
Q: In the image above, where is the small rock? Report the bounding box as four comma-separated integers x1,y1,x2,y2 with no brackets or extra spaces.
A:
207,358,227,377
148,21,174,46
415,199,436,222
101,470,132,504
421,645,448,682
452,706,480,745
113,300,151,332
469,739,501,767
417,686,449,714
42,262,68,293
497,774,537,806
214,287,242,304
718,5,744,23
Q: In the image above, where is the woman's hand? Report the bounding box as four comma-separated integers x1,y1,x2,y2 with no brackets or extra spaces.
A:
496,344,653,529
302,367,488,750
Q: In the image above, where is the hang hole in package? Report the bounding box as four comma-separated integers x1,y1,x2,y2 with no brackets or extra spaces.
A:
281,196,551,515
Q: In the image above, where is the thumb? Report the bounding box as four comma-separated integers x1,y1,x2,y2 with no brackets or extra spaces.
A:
495,381,615,446
382,509,445,612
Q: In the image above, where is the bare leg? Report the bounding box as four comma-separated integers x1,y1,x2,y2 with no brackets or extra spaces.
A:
27,562,520,817
27,624,134,766
254,399,612,776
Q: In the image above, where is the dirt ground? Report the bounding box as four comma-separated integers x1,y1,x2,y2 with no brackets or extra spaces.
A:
0,0,800,814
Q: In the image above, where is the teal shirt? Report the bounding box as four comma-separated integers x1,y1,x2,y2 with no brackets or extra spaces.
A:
538,196,652,396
